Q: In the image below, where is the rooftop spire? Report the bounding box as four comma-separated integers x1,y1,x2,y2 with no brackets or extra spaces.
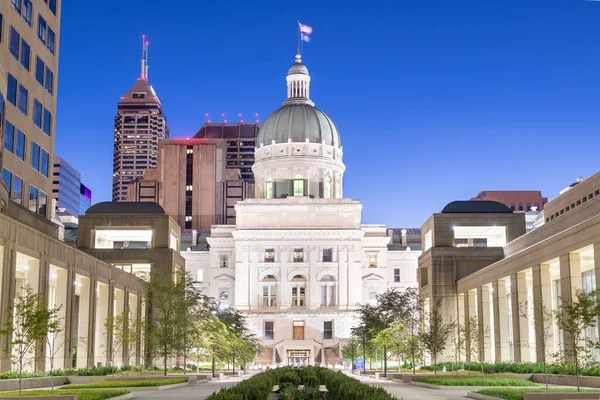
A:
140,35,149,80
283,53,314,106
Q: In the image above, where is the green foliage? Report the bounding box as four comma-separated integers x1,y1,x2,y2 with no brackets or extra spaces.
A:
206,366,395,400
0,389,128,399
415,376,538,386
420,361,600,376
420,298,455,372
475,388,600,400
62,378,187,389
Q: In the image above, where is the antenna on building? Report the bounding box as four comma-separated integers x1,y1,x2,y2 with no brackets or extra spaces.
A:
140,35,149,80
205,113,209,124
239,113,243,123
222,113,226,124
255,112,259,124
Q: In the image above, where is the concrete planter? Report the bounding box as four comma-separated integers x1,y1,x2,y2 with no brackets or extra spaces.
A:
411,381,538,391
67,375,197,384
0,397,77,400
0,377,69,391
532,374,600,388
523,394,600,400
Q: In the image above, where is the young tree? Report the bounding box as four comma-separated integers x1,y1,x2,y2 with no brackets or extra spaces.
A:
420,298,455,374
0,285,60,395
554,290,600,392
45,313,64,392
104,312,127,380
402,288,424,374
448,321,466,375
465,315,480,376
341,336,360,369
521,298,554,389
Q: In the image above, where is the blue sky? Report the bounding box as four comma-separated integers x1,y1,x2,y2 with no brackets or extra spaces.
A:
56,0,600,227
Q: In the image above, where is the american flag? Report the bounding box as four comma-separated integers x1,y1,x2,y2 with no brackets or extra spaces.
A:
299,22,312,42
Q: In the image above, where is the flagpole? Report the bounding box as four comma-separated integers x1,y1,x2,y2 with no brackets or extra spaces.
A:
297,20,301,55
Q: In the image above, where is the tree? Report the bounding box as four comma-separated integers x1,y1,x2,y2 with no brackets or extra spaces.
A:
554,290,600,392
521,298,554,389
45,313,64,392
465,315,479,376
104,312,126,380
341,336,360,368
0,285,60,395
448,321,466,375
402,288,424,374
420,298,454,374
145,273,188,375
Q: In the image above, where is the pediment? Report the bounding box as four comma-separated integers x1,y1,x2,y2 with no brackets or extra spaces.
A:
362,273,384,282
213,273,235,281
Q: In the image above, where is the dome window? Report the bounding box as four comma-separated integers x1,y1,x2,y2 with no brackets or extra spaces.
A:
293,174,304,197
265,177,273,199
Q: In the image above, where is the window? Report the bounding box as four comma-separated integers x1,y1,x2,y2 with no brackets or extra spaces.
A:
49,0,57,15
28,185,37,212
291,275,306,307
20,39,30,70
322,248,333,262
42,108,51,135
12,175,23,204
0,13,3,43
38,191,46,216
324,321,333,340
7,75,17,106
37,15,46,44
4,121,14,152
9,27,19,59
369,254,377,268
264,248,275,262
33,99,42,127
394,269,400,283
264,177,273,199
12,0,21,14
41,150,49,176
293,174,304,197
45,67,53,94
196,269,204,283
30,142,39,171
47,27,54,54
2,169,12,194
220,254,229,268
17,85,28,115
320,275,335,307
293,248,304,262
218,291,229,309
15,130,25,161
22,0,32,26
35,57,44,85
264,321,274,340
262,275,277,307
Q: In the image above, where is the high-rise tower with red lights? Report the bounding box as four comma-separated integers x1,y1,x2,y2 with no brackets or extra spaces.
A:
112,37,169,201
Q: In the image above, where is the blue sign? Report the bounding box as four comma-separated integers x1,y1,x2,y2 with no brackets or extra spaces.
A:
355,357,365,370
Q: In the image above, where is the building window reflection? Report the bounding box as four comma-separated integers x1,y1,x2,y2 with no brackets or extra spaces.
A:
291,275,306,307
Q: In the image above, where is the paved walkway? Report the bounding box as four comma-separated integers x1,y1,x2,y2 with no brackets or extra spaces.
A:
131,372,471,399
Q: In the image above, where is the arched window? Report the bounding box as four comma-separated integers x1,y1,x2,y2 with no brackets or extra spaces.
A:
324,174,332,199
264,177,273,199
262,275,276,307
320,275,335,307
291,275,306,307
293,174,304,197
219,291,229,309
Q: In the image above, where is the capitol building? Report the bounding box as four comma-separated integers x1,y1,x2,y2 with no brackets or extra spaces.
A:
182,54,420,367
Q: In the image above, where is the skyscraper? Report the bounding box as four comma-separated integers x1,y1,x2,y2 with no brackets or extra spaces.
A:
0,0,61,218
52,157,92,217
112,38,168,201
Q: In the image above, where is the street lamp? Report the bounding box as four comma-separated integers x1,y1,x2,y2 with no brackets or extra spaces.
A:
211,310,217,378
382,310,388,378
361,322,366,375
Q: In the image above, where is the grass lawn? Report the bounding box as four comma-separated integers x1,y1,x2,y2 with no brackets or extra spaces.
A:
0,389,128,399
62,378,187,389
415,376,538,386
476,388,600,400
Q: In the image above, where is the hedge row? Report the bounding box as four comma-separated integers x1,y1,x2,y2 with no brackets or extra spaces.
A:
419,362,600,376
0,365,164,380
206,366,396,400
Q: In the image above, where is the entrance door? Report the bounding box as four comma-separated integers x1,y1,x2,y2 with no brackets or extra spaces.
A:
287,350,310,366
293,320,304,340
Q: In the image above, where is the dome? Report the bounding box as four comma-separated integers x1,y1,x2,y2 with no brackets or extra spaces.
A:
441,200,513,214
258,104,341,147
288,63,308,76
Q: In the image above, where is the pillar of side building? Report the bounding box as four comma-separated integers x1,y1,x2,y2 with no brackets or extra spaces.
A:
76,275,91,368
464,290,477,362
0,246,16,372
510,272,530,362
560,252,582,363
477,286,493,362
532,263,555,362
492,279,510,362
128,292,139,366
113,287,125,366
594,243,600,340
52,267,70,370
94,282,110,367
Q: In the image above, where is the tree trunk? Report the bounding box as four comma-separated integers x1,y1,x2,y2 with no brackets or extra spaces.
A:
164,349,168,376
183,352,187,375
19,360,23,396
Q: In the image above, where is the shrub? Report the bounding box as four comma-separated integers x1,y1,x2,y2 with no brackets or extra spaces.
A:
0,389,128,399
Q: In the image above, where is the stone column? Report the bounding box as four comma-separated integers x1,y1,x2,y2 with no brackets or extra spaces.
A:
510,272,529,362
63,267,75,369
464,290,477,362
338,245,348,309
477,286,493,362
594,243,600,340
493,280,509,362
532,263,555,363
0,246,16,372
234,246,250,310
560,252,582,363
